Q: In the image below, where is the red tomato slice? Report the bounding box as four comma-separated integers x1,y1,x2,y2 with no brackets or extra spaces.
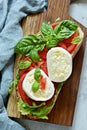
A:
40,61,48,75
18,74,33,106
67,44,77,53
39,47,48,60
23,56,30,61
51,22,58,29
18,73,54,106
40,77,46,90
58,42,67,50
58,32,78,53
19,67,30,78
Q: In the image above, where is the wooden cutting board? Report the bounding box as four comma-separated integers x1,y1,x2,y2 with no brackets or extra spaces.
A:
7,0,87,126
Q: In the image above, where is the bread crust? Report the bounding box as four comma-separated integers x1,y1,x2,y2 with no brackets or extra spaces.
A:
72,27,84,58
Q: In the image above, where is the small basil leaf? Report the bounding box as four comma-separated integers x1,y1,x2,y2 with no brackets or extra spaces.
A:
19,60,32,69
35,44,45,51
29,49,40,62
40,22,54,37
71,36,82,44
46,35,58,48
34,68,41,81
32,81,40,93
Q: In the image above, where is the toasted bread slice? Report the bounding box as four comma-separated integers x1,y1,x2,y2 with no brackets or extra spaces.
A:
15,23,84,120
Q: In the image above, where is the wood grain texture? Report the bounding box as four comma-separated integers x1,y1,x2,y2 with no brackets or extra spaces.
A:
7,0,87,126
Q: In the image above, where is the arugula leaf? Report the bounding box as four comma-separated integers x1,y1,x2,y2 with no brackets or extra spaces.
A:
71,36,82,44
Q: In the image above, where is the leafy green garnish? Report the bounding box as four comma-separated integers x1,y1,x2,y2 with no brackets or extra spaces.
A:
71,36,82,44
54,20,78,42
8,79,18,94
14,34,45,62
40,22,58,48
32,68,41,92
19,60,32,69
18,99,46,115
32,81,40,93
40,22,55,37
14,20,78,62
34,68,41,81
29,49,40,62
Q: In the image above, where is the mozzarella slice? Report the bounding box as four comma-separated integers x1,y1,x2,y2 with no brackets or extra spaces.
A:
47,47,72,82
22,69,55,101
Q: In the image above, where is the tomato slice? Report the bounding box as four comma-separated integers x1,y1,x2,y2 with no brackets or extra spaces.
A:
39,47,48,60
58,42,67,50
67,44,77,53
18,74,33,106
18,73,55,106
51,22,58,29
40,77,46,90
58,32,78,53
23,56,30,61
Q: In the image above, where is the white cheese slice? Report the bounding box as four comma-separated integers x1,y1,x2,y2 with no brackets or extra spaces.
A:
47,47,72,82
22,69,55,101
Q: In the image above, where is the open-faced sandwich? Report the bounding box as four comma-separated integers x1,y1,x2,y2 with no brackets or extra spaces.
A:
9,19,84,120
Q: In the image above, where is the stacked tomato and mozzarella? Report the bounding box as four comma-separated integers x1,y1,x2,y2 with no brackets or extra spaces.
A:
18,23,78,106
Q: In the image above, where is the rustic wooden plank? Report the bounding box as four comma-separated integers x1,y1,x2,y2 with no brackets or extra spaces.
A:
7,0,87,126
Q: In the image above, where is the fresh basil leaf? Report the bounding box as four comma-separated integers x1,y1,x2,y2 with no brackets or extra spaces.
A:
71,36,82,44
14,34,45,62
19,60,32,69
40,22,55,37
35,44,45,51
29,49,40,62
32,81,40,93
46,35,58,48
54,20,78,42
14,36,34,56
34,68,41,81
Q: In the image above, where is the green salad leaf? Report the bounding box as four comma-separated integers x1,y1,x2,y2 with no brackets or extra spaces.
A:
17,83,64,119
